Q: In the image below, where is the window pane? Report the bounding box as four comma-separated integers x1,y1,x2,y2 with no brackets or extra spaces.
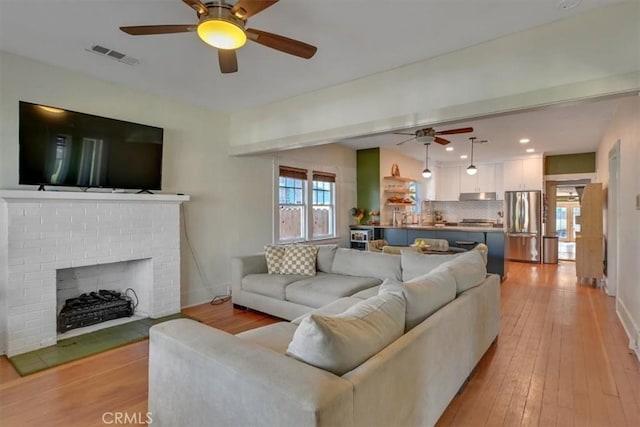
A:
279,205,304,241
312,206,332,238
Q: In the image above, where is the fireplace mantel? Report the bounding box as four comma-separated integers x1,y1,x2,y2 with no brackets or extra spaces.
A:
0,190,189,203
0,190,189,356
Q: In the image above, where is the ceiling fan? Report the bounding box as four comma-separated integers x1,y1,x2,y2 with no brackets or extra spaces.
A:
119,0,317,74
394,126,474,146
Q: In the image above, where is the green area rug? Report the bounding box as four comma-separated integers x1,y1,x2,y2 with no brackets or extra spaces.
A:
9,313,190,376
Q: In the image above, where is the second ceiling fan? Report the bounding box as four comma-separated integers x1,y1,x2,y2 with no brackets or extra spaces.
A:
120,0,317,74
395,126,474,146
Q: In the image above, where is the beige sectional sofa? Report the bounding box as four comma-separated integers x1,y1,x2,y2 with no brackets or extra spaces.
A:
148,247,501,427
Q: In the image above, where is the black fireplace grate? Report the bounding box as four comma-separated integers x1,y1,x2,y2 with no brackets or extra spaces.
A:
57,289,135,333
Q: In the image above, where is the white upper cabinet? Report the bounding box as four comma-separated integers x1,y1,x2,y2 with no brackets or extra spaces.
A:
502,157,543,193
460,163,498,193
436,166,460,201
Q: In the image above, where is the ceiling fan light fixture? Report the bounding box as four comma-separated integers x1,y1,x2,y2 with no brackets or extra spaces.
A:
197,17,246,49
466,165,478,176
416,135,434,143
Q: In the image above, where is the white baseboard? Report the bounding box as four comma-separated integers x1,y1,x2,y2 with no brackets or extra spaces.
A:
180,286,227,309
616,298,640,362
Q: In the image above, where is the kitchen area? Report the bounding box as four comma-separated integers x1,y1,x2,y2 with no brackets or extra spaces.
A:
352,147,547,279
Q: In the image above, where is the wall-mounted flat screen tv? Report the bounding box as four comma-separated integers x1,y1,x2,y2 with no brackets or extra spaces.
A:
19,101,164,190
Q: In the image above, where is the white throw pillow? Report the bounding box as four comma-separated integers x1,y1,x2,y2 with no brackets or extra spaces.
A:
432,249,487,294
280,245,318,276
264,245,286,274
286,292,406,375
379,269,457,332
400,249,461,281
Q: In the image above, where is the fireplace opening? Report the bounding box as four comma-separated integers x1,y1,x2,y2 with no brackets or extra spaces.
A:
56,259,152,338
57,289,138,333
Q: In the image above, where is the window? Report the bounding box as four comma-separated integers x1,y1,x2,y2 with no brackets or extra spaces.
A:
277,165,336,243
311,171,336,239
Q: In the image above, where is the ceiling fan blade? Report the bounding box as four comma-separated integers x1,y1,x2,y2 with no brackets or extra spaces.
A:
120,25,195,35
182,0,208,15
218,49,238,74
396,136,416,146
434,136,450,145
392,132,415,136
231,0,278,19
246,28,317,59
435,127,474,135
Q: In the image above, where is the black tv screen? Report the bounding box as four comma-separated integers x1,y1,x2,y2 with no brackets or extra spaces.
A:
19,101,163,190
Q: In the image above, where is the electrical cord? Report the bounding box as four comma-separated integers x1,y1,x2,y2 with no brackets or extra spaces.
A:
180,203,231,305
125,288,139,310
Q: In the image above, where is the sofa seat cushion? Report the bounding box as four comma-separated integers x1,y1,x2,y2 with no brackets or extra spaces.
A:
286,292,406,376
291,297,364,325
236,322,298,354
285,273,381,308
242,273,309,300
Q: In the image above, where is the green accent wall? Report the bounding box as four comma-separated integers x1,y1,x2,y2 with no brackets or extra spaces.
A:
356,148,380,221
545,153,596,175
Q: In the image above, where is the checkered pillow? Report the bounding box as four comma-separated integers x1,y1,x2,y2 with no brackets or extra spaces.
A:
265,245,287,274
280,245,318,276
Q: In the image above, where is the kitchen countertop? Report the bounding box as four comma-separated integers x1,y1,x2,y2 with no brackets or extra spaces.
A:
350,224,505,233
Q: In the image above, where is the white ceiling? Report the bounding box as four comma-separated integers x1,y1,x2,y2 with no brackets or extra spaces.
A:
0,0,623,113
337,95,629,165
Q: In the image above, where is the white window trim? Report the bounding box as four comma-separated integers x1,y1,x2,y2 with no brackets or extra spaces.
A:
273,161,339,244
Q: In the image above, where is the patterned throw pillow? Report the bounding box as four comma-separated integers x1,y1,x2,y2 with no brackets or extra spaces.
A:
280,245,318,276
264,245,286,274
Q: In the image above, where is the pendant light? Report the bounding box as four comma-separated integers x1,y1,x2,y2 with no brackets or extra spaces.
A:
466,137,478,176
422,142,432,178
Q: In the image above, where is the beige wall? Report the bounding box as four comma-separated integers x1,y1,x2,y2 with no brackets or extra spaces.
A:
0,52,358,356
595,96,640,359
229,1,640,154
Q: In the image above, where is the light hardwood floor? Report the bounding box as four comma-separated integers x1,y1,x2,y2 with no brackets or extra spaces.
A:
1,261,638,426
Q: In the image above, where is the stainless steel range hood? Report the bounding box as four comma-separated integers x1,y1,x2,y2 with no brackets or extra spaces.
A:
459,192,497,201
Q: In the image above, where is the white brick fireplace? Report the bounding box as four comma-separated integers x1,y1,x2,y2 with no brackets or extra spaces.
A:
0,190,189,356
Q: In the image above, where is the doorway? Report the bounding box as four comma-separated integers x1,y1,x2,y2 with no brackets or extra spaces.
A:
555,190,581,261
606,141,620,296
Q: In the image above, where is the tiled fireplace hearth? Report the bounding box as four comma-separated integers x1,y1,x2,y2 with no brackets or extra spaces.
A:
0,190,189,356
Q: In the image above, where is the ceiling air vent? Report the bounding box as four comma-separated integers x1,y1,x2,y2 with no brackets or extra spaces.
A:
86,45,140,66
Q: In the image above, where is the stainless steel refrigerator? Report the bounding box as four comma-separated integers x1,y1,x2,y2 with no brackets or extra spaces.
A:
505,190,542,263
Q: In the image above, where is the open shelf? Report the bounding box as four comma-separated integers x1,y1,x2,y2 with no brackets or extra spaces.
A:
383,176,415,182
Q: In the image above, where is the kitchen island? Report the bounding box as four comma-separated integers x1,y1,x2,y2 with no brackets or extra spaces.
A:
350,224,505,279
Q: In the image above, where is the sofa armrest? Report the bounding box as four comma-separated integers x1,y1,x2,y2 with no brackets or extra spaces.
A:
149,319,354,427
231,253,268,297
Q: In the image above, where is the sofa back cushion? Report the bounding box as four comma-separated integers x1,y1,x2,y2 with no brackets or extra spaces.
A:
286,292,406,376
331,248,402,281
433,249,487,294
379,269,456,331
400,250,461,281
315,244,338,273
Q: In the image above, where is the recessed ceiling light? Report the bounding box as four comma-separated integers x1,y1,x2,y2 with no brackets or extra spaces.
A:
519,138,530,144
460,155,468,159
526,148,535,153
445,147,454,152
